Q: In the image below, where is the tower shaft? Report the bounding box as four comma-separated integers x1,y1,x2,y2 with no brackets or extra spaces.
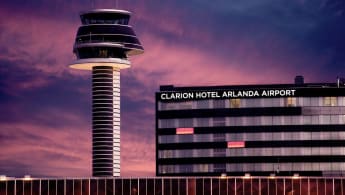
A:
92,66,120,176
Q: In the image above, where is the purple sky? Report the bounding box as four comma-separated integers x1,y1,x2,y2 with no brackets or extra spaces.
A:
0,0,344,177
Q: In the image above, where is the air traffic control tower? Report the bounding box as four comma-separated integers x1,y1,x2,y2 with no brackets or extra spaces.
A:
70,9,144,177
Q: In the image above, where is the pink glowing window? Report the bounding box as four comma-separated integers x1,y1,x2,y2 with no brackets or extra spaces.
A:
176,128,194,135
227,141,245,148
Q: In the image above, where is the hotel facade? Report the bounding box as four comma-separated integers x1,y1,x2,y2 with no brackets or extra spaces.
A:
156,77,345,176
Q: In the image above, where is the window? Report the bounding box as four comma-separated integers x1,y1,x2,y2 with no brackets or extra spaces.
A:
324,97,337,106
213,133,226,141
311,97,320,106
213,99,226,108
230,99,241,108
271,98,281,107
199,164,209,172
213,148,226,157
160,165,173,174
166,102,178,110
213,117,226,126
320,115,331,124
286,97,297,107
160,150,173,158
179,101,193,109
338,97,345,106
178,135,193,143
196,100,210,109
180,165,193,173
303,116,312,124
214,164,226,172
99,49,107,57
196,118,210,127
159,119,175,128
227,141,245,148
178,118,193,127
302,97,311,106
331,115,340,124
176,128,194,135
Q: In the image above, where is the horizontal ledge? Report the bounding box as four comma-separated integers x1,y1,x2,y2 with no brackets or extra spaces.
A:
70,59,130,70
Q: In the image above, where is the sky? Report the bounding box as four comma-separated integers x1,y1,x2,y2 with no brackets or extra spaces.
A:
0,0,344,177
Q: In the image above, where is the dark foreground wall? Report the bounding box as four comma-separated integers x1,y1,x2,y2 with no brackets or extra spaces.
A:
1,176,345,195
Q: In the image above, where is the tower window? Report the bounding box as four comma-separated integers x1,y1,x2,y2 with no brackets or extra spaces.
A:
99,49,108,57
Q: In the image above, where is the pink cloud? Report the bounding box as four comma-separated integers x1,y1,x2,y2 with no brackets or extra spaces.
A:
0,121,91,177
121,132,156,177
0,8,89,91
0,97,156,177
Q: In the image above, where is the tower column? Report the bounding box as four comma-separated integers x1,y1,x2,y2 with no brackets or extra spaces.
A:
92,66,120,176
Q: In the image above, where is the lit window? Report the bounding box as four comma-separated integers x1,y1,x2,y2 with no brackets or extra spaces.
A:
230,99,241,108
227,141,245,148
162,150,173,158
199,164,209,172
286,97,296,107
160,165,173,174
176,128,194,135
324,97,337,106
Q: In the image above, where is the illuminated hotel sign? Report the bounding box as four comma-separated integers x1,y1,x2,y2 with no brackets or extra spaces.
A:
159,89,296,101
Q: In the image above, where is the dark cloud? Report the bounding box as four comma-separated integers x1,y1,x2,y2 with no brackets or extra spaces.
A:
0,64,91,127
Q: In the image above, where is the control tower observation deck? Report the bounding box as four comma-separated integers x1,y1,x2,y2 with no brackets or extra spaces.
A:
70,9,144,177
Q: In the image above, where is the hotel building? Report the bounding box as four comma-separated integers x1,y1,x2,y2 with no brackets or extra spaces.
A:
156,77,345,176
